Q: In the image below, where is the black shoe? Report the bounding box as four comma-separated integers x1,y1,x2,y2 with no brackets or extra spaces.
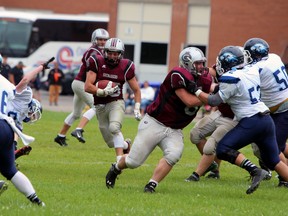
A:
71,129,85,143
54,135,68,146
246,168,268,194
206,170,220,179
15,146,32,159
259,160,272,180
203,161,218,176
123,138,131,154
144,182,157,193
185,172,200,182
0,181,8,196
106,163,121,189
27,193,46,206
278,181,288,187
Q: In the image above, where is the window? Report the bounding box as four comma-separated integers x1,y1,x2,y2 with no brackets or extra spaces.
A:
140,42,167,65
124,44,134,61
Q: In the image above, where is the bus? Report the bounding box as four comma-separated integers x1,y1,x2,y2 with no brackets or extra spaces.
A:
0,10,109,73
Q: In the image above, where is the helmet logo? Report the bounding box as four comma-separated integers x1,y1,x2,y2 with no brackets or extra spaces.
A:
219,52,238,64
251,43,267,55
181,52,192,64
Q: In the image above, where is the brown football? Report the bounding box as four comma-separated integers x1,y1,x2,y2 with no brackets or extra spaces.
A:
96,80,116,89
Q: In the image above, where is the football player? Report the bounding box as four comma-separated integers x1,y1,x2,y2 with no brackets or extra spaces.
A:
0,54,52,205
244,38,288,186
85,38,141,163
105,47,213,193
54,28,110,146
193,45,288,194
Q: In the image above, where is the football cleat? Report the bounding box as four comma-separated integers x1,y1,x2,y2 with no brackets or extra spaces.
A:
15,146,32,159
258,160,272,180
185,172,200,182
27,193,45,206
144,182,157,193
54,135,68,147
203,161,218,176
123,138,131,154
206,170,220,179
106,163,121,189
0,181,8,196
278,181,288,187
71,129,85,143
246,168,268,194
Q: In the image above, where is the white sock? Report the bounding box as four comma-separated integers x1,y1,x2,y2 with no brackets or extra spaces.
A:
113,133,124,148
11,171,35,197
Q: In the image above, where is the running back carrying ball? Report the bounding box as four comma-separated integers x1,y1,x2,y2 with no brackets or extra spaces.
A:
96,80,119,97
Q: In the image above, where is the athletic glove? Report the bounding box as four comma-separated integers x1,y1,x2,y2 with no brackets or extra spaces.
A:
42,57,55,70
134,102,142,121
96,81,120,97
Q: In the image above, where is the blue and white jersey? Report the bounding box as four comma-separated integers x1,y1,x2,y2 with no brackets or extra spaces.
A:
0,75,16,115
254,53,288,113
218,66,269,121
7,87,33,129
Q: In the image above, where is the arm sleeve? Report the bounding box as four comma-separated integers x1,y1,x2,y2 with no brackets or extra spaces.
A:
207,92,223,106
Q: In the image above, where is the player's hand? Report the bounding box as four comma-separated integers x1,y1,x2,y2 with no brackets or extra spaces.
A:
42,57,55,70
134,102,142,121
103,81,120,96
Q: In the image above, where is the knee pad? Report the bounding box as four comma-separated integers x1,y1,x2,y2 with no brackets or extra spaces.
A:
125,155,141,169
216,149,240,164
164,151,182,166
64,113,80,126
203,138,217,155
82,108,96,121
190,127,203,145
109,121,121,134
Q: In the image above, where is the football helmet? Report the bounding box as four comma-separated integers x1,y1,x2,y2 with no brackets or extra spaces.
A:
243,38,269,62
27,99,42,123
216,46,245,76
91,28,109,46
179,47,206,76
104,38,125,66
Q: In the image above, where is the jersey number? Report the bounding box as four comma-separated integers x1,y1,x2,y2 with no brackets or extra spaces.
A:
273,66,288,91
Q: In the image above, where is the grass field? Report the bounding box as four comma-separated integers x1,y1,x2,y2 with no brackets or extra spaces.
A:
1,110,287,216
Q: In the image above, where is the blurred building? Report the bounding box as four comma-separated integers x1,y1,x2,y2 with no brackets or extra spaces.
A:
1,0,288,82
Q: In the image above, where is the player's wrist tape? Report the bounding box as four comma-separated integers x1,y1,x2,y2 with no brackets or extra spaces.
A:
96,89,105,96
135,102,140,110
195,89,203,97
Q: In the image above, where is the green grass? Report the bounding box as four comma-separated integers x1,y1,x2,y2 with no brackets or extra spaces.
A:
1,110,288,215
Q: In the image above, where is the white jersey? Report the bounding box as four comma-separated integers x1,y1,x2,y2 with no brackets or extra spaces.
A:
0,75,16,115
218,66,269,121
254,53,288,113
7,87,33,129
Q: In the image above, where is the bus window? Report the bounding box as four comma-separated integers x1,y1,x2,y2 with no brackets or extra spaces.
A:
0,18,33,57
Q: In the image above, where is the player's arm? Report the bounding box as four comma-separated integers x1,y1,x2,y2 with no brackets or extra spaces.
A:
84,71,97,94
127,77,141,104
195,89,223,106
175,88,203,108
16,57,54,93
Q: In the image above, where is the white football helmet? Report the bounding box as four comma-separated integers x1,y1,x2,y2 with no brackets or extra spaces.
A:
104,38,125,66
27,99,42,123
179,47,206,76
91,28,109,46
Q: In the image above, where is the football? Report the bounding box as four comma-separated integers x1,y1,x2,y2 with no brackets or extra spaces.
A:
96,80,117,89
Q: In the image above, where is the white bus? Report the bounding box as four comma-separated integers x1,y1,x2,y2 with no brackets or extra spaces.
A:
0,10,109,73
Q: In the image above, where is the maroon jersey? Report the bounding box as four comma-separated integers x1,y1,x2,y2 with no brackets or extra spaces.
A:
147,66,211,129
87,55,135,105
74,45,103,82
218,103,235,119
